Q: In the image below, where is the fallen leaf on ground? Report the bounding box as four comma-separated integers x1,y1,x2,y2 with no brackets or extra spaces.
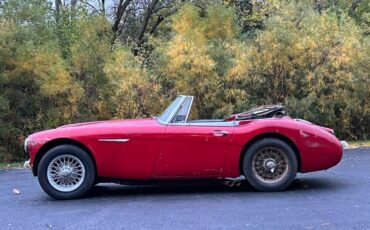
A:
12,188,20,195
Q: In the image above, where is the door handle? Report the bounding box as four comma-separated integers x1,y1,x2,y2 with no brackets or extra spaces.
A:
212,130,229,137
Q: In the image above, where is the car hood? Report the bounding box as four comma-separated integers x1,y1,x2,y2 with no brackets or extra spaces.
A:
27,118,157,140
57,118,155,129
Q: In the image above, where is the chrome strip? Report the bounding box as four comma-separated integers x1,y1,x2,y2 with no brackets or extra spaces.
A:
184,96,194,123
98,138,130,143
169,121,236,127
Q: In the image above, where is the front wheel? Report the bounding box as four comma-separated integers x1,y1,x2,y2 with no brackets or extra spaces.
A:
37,145,95,199
242,138,297,192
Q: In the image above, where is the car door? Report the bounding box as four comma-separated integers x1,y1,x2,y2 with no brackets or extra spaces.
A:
88,119,166,180
152,124,234,178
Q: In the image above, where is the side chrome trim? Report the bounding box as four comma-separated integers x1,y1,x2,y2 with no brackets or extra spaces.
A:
98,138,130,143
168,121,236,127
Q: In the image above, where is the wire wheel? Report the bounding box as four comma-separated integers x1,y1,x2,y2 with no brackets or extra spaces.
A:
252,147,289,184
47,154,85,192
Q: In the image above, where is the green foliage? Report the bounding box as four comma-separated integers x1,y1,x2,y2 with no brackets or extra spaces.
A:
228,1,369,138
103,46,164,118
154,4,240,118
0,0,369,161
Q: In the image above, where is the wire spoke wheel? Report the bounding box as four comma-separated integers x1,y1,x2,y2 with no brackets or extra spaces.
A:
47,154,85,192
252,147,289,184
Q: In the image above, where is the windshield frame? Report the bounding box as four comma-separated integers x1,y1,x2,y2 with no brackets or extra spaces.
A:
156,95,193,124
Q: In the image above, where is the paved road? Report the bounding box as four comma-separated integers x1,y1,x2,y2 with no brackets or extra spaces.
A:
1,148,370,230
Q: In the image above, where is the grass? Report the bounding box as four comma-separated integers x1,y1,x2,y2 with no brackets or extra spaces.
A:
0,161,24,170
348,140,370,148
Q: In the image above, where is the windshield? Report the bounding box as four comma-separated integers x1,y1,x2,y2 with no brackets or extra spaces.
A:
157,96,183,123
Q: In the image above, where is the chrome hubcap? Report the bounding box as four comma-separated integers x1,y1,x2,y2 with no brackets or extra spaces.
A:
47,155,85,192
252,147,289,183
265,159,276,171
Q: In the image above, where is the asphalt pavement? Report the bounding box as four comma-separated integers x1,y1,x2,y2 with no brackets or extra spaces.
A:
1,148,370,230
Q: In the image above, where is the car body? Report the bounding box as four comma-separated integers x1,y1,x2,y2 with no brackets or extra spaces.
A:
25,95,343,199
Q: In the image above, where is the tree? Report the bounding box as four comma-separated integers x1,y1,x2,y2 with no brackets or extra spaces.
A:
154,3,240,118
227,1,370,138
0,0,369,162
111,0,180,46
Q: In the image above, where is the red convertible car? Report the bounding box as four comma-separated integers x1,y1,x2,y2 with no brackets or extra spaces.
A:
25,95,342,199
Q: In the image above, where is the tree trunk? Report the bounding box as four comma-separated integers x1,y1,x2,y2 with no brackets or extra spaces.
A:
55,0,62,14
135,0,159,46
101,0,105,14
71,0,77,10
112,0,132,43
149,7,178,34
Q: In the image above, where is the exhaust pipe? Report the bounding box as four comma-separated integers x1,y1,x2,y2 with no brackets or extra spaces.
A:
224,181,242,187
224,175,245,187
224,181,235,187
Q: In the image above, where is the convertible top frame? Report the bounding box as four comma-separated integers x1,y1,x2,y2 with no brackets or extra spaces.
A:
157,95,287,126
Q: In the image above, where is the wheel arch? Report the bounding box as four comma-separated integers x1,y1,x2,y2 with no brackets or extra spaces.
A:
239,133,302,174
33,138,97,177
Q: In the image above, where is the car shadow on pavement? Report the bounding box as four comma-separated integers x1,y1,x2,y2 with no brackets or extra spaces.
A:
286,177,345,191
84,176,346,199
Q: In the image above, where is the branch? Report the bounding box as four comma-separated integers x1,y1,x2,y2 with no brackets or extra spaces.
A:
313,0,322,13
100,0,106,14
81,0,100,14
193,3,206,16
112,0,132,33
151,4,173,14
55,0,62,15
149,7,178,34
135,0,159,46
71,0,77,10
112,0,132,43
349,0,362,15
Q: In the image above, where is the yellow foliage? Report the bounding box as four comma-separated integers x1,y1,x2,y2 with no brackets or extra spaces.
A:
158,4,241,118
103,47,163,118
227,0,369,138
1,0,370,162
70,16,111,71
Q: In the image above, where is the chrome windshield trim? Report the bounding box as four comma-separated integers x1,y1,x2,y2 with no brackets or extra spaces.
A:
157,95,191,125
165,96,185,124
184,96,194,123
98,138,130,143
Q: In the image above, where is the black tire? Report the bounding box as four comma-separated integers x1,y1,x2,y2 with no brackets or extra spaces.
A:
242,138,297,192
37,144,95,200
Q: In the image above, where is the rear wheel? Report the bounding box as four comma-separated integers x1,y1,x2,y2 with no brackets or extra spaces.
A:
37,145,95,199
242,138,297,192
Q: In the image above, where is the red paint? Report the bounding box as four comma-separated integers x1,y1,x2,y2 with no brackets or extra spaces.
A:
153,125,234,178
26,116,342,180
